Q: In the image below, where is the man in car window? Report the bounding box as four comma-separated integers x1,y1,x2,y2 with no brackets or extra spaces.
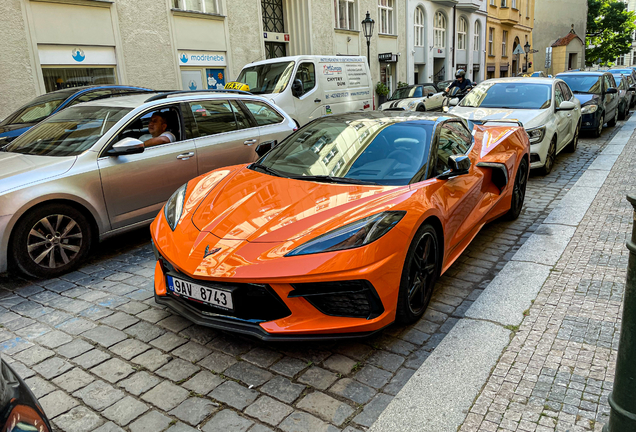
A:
140,112,176,147
445,70,472,93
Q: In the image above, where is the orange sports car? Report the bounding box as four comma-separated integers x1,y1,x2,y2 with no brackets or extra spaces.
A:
150,112,529,340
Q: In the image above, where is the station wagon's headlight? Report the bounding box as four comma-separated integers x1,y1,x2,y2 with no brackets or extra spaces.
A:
581,104,598,114
164,183,187,231
526,126,546,144
286,211,405,256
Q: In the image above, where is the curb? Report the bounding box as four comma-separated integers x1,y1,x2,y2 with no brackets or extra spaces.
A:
369,116,636,432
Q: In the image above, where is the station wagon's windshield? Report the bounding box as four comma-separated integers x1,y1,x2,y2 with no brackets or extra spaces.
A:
236,62,295,94
4,106,131,157
558,75,602,94
460,82,552,109
253,115,434,186
1,90,76,126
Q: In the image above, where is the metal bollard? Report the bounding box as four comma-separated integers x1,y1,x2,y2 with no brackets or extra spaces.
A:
603,194,636,432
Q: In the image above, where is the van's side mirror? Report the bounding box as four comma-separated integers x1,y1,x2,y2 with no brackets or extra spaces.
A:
438,155,471,179
292,80,303,98
107,138,145,156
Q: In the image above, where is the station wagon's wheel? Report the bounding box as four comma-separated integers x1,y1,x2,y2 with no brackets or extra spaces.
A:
565,121,580,153
539,136,557,176
12,204,92,279
593,114,604,138
504,158,528,221
396,224,440,324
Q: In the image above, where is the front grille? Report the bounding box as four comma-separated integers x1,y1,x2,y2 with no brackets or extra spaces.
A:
289,280,384,319
530,153,541,163
157,255,291,322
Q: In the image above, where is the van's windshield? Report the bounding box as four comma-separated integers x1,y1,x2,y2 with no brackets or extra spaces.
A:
236,62,295,95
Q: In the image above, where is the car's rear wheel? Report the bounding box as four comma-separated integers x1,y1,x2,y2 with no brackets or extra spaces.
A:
504,158,528,221
619,103,627,120
593,114,604,138
396,224,440,324
12,204,92,279
565,121,580,153
539,136,557,176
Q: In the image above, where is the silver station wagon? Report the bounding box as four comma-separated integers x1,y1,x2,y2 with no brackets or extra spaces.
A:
0,90,296,278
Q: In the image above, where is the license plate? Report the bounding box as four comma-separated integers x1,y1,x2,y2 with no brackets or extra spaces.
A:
167,275,234,311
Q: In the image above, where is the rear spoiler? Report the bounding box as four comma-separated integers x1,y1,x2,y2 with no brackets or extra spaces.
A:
470,119,524,127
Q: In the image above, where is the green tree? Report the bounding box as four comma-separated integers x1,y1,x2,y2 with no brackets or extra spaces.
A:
586,0,636,66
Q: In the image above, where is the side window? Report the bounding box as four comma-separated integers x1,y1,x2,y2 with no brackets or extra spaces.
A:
554,85,564,106
603,75,612,92
423,86,437,95
117,106,182,147
69,90,114,106
294,62,316,95
229,100,250,129
243,101,285,126
434,122,472,176
188,100,237,137
559,83,572,101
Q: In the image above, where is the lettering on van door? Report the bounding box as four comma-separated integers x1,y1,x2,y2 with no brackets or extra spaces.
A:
346,64,368,87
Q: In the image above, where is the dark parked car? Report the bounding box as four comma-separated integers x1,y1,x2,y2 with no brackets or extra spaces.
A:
0,357,51,431
0,85,153,145
556,71,619,137
608,67,636,86
612,73,634,119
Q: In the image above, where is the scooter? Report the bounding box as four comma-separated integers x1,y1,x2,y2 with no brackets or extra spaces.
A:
442,85,474,112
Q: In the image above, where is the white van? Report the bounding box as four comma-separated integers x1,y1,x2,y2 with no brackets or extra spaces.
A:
230,55,373,126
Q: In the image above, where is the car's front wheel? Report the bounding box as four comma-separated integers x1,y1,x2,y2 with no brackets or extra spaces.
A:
565,121,580,153
539,136,557,176
504,158,528,221
593,114,604,138
416,104,426,112
12,204,92,278
396,224,440,324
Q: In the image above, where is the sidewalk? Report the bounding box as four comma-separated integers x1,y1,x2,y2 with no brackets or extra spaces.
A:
371,117,636,432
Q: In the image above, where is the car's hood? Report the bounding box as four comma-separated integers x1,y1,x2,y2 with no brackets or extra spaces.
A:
379,99,417,110
0,152,76,195
573,93,599,105
0,123,32,138
451,106,551,129
190,167,407,243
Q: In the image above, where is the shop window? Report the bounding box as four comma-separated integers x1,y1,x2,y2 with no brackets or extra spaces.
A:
173,0,220,14
434,12,446,49
42,68,116,93
189,100,237,137
335,0,356,30
414,7,425,47
474,21,481,51
243,101,284,126
294,63,316,95
378,0,395,35
457,18,467,50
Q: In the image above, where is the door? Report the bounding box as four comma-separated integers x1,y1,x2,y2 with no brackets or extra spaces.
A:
291,61,320,124
241,99,292,150
554,84,570,150
423,85,444,110
604,74,618,120
98,105,198,230
188,99,260,175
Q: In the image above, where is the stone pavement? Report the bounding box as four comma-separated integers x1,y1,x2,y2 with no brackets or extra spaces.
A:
0,122,626,432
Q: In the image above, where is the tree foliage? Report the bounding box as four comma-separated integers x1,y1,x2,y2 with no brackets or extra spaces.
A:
586,0,636,65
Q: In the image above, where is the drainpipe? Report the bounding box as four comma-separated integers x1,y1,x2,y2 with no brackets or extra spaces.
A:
451,5,456,77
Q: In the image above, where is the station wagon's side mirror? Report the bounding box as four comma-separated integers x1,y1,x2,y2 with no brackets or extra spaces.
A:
438,154,471,180
107,138,145,156
605,87,618,94
292,79,303,98
556,101,576,111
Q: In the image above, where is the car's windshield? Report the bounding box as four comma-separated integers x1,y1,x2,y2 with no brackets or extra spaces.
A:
460,82,552,109
390,86,423,100
236,62,295,95
1,90,76,125
253,115,434,186
558,75,602,94
4,106,131,157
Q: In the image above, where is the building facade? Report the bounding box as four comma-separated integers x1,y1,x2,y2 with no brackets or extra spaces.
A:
533,0,586,74
0,0,410,120
485,0,535,79
405,0,487,85
621,0,636,66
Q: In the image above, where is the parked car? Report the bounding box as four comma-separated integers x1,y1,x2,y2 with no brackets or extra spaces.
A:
556,71,620,138
626,74,636,108
0,356,51,431
436,80,454,93
229,55,373,126
530,71,547,77
379,84,444,112
0,90,296,278
608,67,636,85
0,85,153,145
150,111,530,340
612,73,633,120
451,77,581,175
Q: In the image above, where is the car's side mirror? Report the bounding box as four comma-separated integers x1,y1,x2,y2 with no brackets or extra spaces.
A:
438,154,471,179
605,87,618,94
292,79,303,98
107,138,145,156
629,86,635,92
556,101,576,111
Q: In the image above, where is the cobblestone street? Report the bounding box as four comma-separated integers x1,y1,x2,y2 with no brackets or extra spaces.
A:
0,123,627,432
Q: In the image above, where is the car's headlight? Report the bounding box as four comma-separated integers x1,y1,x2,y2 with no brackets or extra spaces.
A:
581,104,598,114
407,101,417,109
286,211,405,257
164,183,187,231
526,126,546,144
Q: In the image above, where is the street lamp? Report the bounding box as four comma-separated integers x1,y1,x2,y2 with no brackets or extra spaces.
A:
524,41,531,72
362,11,374,67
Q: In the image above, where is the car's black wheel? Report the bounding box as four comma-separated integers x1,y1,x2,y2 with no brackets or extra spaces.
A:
504,158,528,221
416,104,426,112
539,136,557,176
565,121,580,153
593,114,604,138
619,103,627,120
12,204,92,279
396,224,440,324
608,110,617,127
